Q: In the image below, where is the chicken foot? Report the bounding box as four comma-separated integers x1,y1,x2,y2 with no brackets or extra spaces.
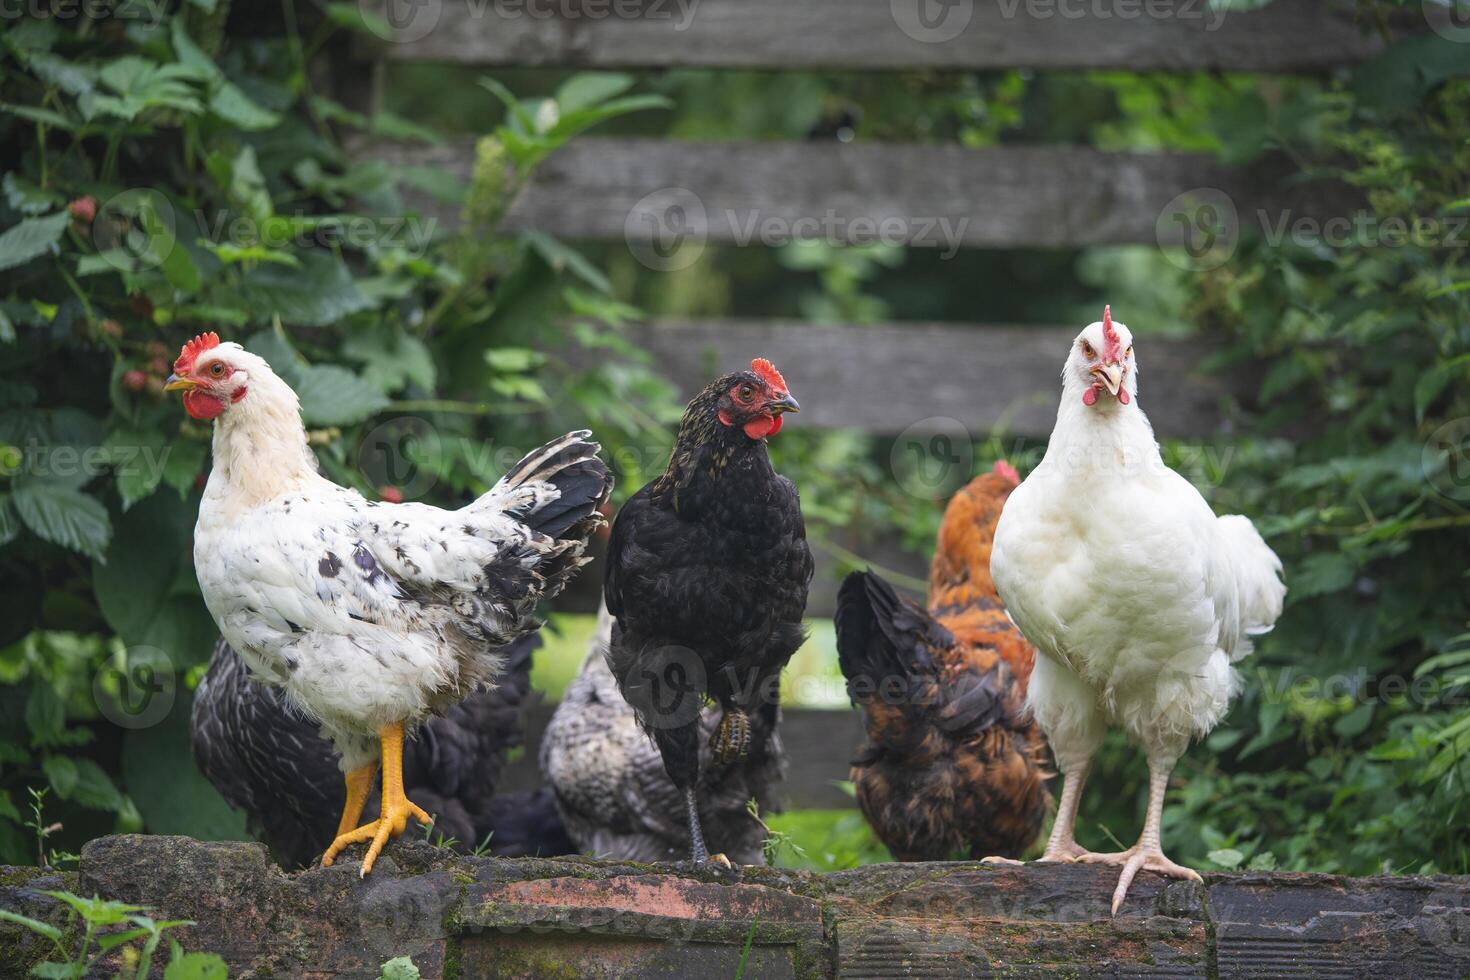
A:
322,722,433,876
983,760,1091,865
683,786,732,869
1076,759,1201,913
334,761,380,838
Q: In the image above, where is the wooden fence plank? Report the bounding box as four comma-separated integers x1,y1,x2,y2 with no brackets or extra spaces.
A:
365,0,1386,73
370,137,1357,249
503,703,867,810
561,319,1251,439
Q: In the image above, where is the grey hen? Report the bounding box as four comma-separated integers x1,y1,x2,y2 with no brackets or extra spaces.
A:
540,608,782,865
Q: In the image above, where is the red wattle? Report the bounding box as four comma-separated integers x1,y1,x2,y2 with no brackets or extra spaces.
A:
1082,386,1099,406
183,390,226,421
743,414,781,439
1118,388,1130,405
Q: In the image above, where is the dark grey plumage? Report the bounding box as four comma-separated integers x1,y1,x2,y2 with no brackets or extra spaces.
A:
540,610,781,865
191,634,572,868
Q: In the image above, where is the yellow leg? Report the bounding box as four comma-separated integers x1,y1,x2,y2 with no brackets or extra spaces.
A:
335,762,379,839
321,723,433,876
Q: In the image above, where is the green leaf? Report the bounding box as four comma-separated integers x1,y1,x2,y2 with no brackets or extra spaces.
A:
217,251,373,326
123,700,250,842
342,326,437,394
28,52,96,96
210,81,281,130
0,102,76,131
1291,552,1355,599
0,908,62,942
297,365,390,427
523,230,611,294
377,956,422,980
554,72,633,113
95,490,190,645
1333,703,1375,739
161,439,208,497
103,428,170,511
65,758,126,811
10,481,111,560
25,683,65,747
3,173,63,215
42,754,78,798
0,493,18,546
0,211,69,272
1207,847,1244,870
484,347,545,373
165,951,229,980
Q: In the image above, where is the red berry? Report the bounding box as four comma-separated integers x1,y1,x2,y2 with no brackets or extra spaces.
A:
69,196,97,223
123,370,148,392
98,318,123,339
378,485,405,504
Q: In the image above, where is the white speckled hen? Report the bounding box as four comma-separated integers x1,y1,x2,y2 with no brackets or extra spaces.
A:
166,332,611,875
990,307,1285,913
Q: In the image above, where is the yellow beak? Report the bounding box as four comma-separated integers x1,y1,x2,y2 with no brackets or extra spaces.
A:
1093,364,1124,397
163,373,199,392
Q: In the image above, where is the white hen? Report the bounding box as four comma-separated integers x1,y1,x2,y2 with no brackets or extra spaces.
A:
990,307,1285,912
166,332,612,875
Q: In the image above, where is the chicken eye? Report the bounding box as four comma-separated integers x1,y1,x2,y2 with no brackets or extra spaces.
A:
209,362,226,378
738,384,754,401
1125,345,1133,359
1080,342,1095,359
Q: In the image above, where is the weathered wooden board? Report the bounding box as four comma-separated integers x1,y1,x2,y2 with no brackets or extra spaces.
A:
369,137,1356,250
502,703,867,810
559,318,1251,439
365,0,1385,73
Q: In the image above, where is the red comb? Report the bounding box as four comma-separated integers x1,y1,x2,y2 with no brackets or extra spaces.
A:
992,459,1020,486
751,357,788,394
174,332,221,374
1100,304,1122,364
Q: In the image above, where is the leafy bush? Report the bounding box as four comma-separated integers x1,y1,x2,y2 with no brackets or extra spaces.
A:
0,4,671,863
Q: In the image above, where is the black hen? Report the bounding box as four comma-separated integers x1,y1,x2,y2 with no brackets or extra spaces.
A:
603,358,813,866
191,634,572,868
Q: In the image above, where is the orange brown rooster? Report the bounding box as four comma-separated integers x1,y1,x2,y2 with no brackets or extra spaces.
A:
835,461,1048,861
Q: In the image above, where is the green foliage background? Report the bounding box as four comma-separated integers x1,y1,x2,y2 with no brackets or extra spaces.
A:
0,0,1468,889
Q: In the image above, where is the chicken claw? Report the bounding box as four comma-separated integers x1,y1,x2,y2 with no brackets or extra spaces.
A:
321,722,432,876
1078,845,1202,914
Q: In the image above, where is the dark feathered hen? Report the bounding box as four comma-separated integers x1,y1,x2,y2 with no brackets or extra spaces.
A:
836,462,1048,862
602,359,812,865
542,609,779,865
192,634,575,868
